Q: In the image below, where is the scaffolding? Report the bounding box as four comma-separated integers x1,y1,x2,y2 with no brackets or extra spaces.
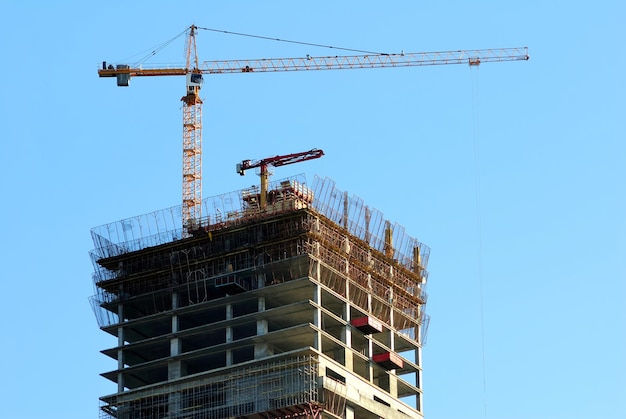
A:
99,356,338,419
90,175,429,332
89,175,430,269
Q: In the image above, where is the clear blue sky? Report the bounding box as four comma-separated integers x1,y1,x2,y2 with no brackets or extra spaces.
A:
0,1,624,418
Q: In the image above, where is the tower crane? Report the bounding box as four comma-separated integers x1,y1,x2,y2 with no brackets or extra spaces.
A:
236,148,324,210
98,24,529,230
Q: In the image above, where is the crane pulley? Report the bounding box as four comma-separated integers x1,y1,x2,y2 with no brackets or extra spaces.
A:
98,24,529,231
237,149,324,210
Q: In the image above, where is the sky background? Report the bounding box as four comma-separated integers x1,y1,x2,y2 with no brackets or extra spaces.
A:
1,1,624,418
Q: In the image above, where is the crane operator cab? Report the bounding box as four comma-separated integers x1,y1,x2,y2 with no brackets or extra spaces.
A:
186,72,203,95
115,64,130,87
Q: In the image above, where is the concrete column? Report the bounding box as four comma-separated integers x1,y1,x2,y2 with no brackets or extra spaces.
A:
367,337,373,382
258,296,266,312
226,303,233,320
416,346,422,391
313,282,323,351
117,303,124,392
387,296,398,398
367,273,373,312
341,239,350,367
255,297,273,358
168,338,184,380
226,304,233,365
168,299,182,419
388,369,398,398
169,292,185,380
342,301,353,371
171,291,179,332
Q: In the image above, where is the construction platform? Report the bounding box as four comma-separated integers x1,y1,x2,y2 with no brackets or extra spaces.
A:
89,174,430,418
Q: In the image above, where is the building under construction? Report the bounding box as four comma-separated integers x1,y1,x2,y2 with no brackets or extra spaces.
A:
90,174,430,418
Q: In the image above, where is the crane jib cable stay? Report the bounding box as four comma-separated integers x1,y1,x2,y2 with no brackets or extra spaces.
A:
98,24,529,232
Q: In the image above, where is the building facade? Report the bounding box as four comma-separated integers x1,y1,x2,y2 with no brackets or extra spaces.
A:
90,175,430,418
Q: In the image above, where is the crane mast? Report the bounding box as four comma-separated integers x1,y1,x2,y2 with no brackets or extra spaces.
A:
98,25,529,230
181,25,203,229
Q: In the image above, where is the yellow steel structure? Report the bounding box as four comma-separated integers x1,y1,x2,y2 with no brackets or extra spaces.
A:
99,25,529,230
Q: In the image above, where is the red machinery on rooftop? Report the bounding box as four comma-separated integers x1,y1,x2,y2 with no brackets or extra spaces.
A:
237,149,324,210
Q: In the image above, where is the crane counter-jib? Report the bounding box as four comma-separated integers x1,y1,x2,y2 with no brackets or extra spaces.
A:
98,67,188,77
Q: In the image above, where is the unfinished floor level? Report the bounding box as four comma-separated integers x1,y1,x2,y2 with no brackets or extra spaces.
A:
90,175,430,418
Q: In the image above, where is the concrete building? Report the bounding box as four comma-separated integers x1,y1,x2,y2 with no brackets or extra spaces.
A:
90,175,430,418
